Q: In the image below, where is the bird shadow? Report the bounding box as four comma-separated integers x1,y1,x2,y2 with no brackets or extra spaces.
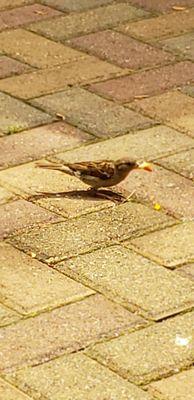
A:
28,189,126,203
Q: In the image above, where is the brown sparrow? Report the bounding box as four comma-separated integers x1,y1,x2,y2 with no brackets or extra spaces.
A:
36,158,152,189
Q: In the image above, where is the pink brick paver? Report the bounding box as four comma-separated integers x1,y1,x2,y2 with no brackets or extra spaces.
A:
0,2,193,398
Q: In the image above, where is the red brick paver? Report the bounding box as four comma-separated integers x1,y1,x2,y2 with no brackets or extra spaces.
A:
89,61,194,102
0,3,61,31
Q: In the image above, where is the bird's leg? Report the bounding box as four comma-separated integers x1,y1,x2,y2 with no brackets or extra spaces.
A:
90,188,125,203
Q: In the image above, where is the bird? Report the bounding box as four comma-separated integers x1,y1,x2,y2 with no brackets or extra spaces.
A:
36,158,152,190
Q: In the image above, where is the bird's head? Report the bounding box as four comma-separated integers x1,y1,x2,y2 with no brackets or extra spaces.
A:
116,158,152,173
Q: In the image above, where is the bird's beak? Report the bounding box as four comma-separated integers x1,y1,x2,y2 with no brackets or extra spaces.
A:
137,162,152,172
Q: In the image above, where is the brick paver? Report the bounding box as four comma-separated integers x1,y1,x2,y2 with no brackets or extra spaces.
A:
58,245,194,320
68,30,174,69
8,202,175,264
40,0,115,12
161,32,194,61
119,164,194,220
117,8,194,41
0,122,91,169
178,264,194,280
0,378,32,400
158,148,194,180
0,294,145,372
0,242,93,315
0,55,32,79
32,88,153,138
129,91,194,137
48,125,194,163
28,4,148,41
89,61,194,102
5,353,152,400
87,311,194,385
0,186,16,204
0,3,61,31
0,161,113,218
128,0,194,12
0,92,53,134
0,199,62,239
129,221,194,268
0,56,123,99
0,29,85,68
1,0,194,396
0,304,20,327
0,0,33,10
148,368,194,400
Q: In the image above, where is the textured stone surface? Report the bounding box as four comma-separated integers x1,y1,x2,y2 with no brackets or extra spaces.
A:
50,125,194,164
0,0,33,10
0,304,20,327
161,32,194,61
0,161,113,218
182,84,194,97
118,8,194,41
0,92,53,134
128,0,194,12
5,353,152,400
0,378,32,400
58,245,194,320
0,122,91,169
40,0,114,11
89,61,194,102
130,91,194,137
8,202,175,263
130,222,194,268
0,242,93,315
0,199,61,239
0,55,31,78
178,264,194,280
0,56,123,99
28,3,148,41
0,3,61,31
0,294,145,372
158,149,194,180
120,164,194,220
0,186,15,204
68,30,174,69
32,88,153,138
148,368,194,400
0,29,85,68
87,311,194,385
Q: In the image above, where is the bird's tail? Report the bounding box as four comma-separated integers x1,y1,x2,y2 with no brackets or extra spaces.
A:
36,161,73,176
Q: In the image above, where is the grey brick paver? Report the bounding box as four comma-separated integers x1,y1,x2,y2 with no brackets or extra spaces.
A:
0,92,53,134
117,8,194,41
28,3,148,41
7,202,175,264
32,88,153,138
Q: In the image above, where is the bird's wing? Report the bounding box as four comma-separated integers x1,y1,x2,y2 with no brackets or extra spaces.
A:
66,160,115,180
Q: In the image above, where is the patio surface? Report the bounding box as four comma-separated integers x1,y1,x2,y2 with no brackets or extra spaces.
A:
0,0,194,399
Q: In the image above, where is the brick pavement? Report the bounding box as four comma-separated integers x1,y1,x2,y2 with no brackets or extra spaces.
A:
0,1,194,399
